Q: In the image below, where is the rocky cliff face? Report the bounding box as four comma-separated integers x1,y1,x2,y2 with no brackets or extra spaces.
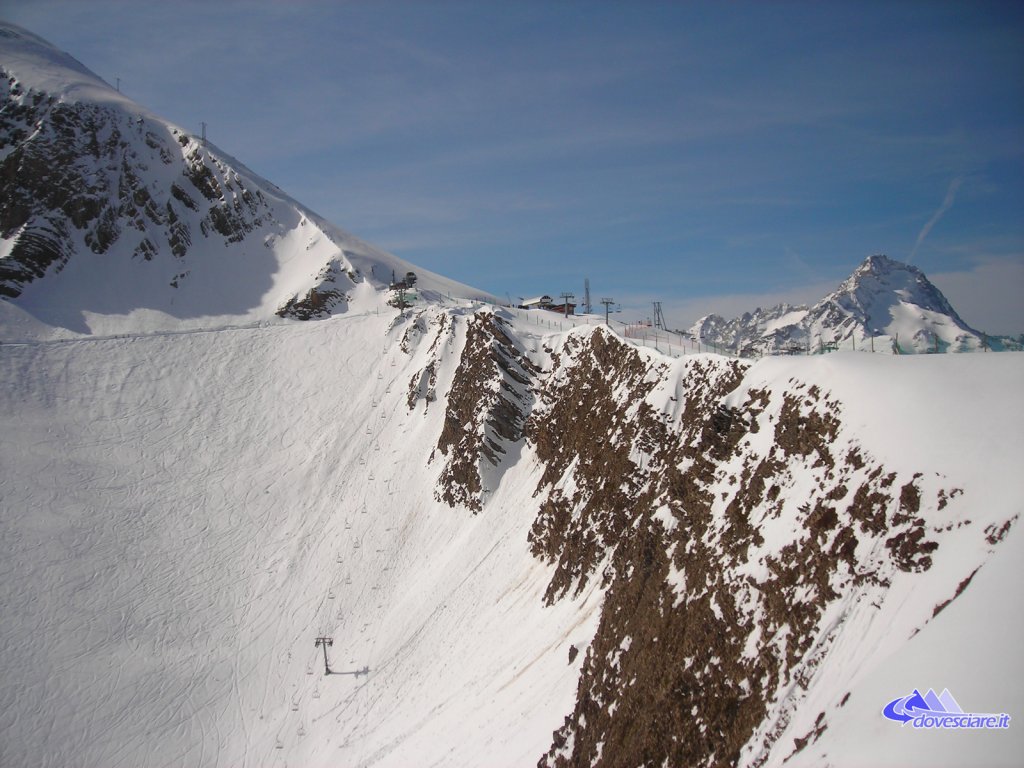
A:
526,329,944,766
432,311,538,511
423,312,1011,766
0,67,272,294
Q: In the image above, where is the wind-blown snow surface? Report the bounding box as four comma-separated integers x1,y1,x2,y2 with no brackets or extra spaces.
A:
0,306,605,768
1,303,1022,768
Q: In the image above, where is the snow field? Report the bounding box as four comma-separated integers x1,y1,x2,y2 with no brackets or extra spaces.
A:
0,310,601,768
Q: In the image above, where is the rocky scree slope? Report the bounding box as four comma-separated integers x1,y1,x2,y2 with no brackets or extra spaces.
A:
419,308,1016,767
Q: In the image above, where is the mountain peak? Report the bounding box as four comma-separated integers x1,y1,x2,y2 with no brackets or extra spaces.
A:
830,253,963,322
857,252,914,276
689,254,1003,354
0,22,486,338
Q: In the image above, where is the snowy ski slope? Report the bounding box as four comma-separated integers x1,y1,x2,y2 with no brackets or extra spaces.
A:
2,300,1022,767
0,304,604,768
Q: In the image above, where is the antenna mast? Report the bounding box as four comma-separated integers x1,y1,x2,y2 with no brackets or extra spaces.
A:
653,301,666,330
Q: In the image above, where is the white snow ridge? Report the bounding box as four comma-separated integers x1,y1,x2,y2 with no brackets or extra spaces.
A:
1,20,1022,768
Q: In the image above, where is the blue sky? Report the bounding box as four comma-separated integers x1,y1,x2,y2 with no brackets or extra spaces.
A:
3,0,1023,331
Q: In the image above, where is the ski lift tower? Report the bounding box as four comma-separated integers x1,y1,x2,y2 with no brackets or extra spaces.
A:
559,292,575,318
600,297,615,326
314,637,334,675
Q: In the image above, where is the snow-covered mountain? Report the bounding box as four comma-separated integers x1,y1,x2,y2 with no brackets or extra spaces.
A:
2,306,1021,768
0,22,485,339
690,255,1016,355
1,22,1022,768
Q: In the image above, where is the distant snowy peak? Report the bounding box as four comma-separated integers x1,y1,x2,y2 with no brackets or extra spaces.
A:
690,303,809,354
827,254,968,330
691,254,1010,355
0,21,483,337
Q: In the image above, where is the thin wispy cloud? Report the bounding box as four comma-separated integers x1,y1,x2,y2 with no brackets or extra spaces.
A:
909,177,964,263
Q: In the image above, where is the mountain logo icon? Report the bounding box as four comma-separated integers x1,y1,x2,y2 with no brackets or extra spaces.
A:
882,689,1010,729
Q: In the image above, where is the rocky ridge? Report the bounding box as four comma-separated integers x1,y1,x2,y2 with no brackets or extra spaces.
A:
421,311,1012,766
